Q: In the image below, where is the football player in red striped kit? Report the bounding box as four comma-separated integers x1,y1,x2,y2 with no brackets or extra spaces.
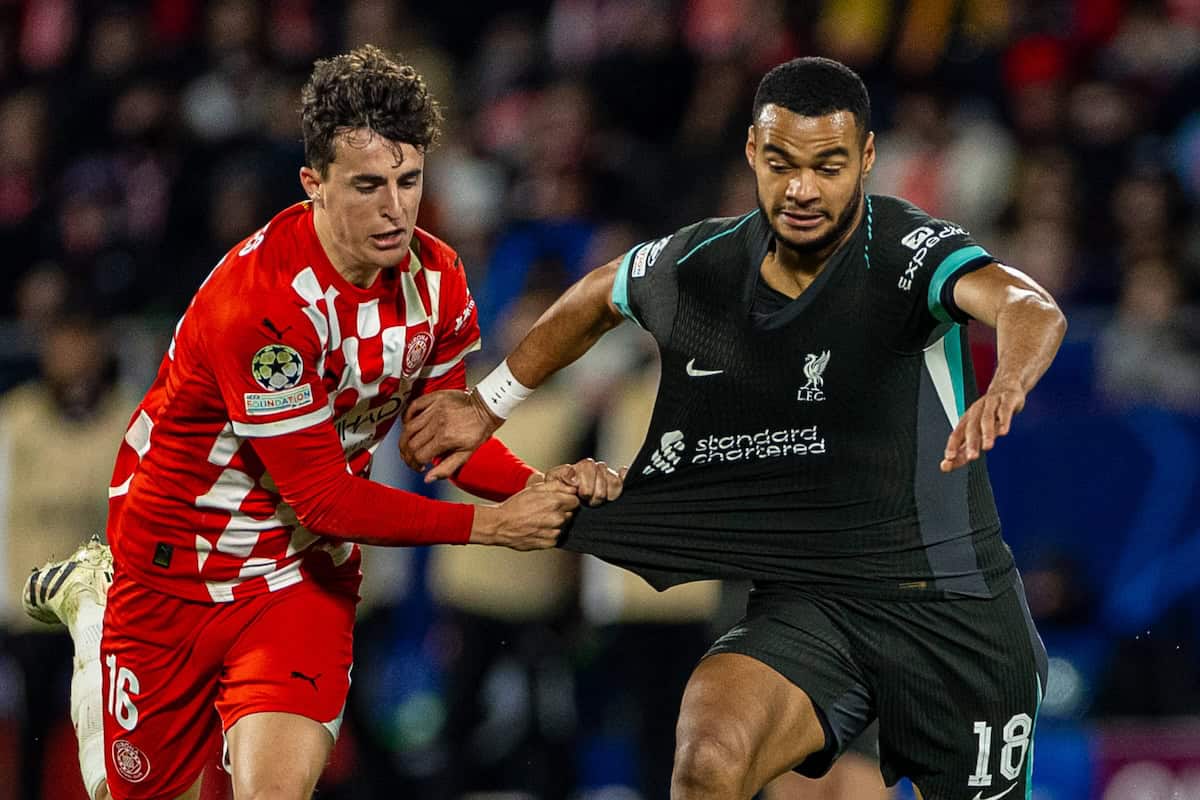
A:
23,45,621,800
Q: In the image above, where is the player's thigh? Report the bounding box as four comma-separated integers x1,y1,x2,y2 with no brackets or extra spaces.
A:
686,588,874,788
226,711,331,799
873,582,1046,799
101,576,224,800
676,652,826,792
217,582,356,789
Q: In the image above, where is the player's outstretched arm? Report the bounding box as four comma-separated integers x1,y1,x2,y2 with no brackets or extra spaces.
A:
401,256,626,479
251,420,579,550
940,263,1067,473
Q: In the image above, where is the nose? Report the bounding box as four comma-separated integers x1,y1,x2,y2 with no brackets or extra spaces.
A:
785,170,819,205
381,186,404,220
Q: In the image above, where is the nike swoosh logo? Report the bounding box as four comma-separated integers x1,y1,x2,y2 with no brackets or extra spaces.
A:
686,358,723,377
973,783,1017,800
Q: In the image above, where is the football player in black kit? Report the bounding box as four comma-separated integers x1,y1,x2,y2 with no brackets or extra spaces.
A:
403,57,1066,800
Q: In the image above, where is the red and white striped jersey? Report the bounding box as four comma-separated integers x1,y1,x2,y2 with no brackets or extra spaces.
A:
107,202,480,603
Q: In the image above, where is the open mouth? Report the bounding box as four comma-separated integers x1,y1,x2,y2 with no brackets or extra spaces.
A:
370,229,406,248
780,210,826,229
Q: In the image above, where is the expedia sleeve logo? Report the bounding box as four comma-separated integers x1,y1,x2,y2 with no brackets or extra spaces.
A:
631,235,672,278
251,344,304,391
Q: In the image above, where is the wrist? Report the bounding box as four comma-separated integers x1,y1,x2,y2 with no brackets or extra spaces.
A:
472,359,534,421
525,471,545,488
469,504,499,545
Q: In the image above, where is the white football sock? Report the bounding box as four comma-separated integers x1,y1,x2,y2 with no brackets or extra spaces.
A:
68,597,107,800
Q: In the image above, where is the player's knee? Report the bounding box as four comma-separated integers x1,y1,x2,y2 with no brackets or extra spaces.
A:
672,725,754,797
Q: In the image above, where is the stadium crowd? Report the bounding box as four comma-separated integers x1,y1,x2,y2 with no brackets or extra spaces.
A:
0,1,1198,799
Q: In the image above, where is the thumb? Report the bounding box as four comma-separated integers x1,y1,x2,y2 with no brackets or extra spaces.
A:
619,466,629,480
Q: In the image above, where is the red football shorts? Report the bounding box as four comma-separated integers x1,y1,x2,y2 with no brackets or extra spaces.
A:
100,573,356,799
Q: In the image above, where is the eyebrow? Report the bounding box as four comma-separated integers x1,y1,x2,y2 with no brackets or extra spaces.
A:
762,144,851,161
814,146,851,160
350,168,423,184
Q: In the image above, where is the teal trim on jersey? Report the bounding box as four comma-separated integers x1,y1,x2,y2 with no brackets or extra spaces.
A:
676,211,756,264
864,196,873,270
1026,676,1044,799
944,326,966,417
611,247,639,324
927,245,989,323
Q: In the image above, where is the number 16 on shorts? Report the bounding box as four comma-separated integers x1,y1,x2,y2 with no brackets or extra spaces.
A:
969,714,1032,788
106,653,141,731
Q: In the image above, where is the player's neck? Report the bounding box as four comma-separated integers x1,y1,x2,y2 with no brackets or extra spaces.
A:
311,208,383,289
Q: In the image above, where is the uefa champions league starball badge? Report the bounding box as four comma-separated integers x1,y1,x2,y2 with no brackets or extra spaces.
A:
251,344,304,391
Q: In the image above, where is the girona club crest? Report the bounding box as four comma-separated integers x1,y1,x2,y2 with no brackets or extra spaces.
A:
112,739,151,783
404,332,433,377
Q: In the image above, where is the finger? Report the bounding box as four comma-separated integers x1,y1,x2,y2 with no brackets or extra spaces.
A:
939,450,969,473
588,463,606,506
399,448,424,472
424,450,471,482
402,392,438,423
604,466,623,501
995,394,1020,437
961,406,982,460
944,417,967,461
980,396,998,450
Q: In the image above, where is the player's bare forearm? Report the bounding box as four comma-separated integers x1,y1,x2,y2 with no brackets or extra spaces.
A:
403,258,625,477
941,263,1066,472
506,257,627,387
989,287,1067,397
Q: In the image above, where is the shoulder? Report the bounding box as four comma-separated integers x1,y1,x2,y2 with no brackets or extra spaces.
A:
190,209,318,339
629,211,761,275
411,226,465,275
868,194,971,252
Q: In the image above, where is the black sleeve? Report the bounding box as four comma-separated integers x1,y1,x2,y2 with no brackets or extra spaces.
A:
611,219,719,343
869,196,996,345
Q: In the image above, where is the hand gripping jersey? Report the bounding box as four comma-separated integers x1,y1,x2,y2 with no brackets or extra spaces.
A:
563,195,1016,599
107,203,480,603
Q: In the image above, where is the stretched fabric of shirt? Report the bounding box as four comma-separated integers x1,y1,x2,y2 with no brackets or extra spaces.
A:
563,196,1015,600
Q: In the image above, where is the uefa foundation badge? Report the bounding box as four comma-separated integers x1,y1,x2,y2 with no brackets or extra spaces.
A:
245,344,313,415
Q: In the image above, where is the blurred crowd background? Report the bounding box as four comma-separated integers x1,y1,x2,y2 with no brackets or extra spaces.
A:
0,1,1198,799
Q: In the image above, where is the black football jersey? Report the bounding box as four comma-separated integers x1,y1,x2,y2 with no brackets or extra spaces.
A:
562,195,1016,599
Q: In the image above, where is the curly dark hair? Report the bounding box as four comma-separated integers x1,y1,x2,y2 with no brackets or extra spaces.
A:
301,45,443,175
753,57,871,143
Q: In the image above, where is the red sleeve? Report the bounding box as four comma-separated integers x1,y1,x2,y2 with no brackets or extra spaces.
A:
406,362,538,502
252,419,475,546
451,437,538,502
201,284,333,439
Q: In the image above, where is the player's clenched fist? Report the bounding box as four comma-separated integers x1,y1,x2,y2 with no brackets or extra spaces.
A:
469,482,581,550
539,458,627,507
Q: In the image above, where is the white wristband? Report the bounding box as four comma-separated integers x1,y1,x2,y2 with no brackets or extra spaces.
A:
474,359,534,419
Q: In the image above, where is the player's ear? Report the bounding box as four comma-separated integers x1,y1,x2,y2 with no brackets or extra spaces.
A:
299,166,323,204
745,125,757,170
861,131,876,177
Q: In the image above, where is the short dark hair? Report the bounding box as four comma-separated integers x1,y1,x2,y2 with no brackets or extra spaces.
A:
301,45,443,175
752,57,871,141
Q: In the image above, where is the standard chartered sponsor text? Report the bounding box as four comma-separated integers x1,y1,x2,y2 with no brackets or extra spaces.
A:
692,426,825,463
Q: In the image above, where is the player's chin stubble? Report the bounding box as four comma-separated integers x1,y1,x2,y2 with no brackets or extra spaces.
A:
761,178,863,255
